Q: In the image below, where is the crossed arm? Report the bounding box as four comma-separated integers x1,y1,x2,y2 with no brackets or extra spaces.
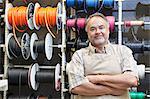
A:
71,72,138,96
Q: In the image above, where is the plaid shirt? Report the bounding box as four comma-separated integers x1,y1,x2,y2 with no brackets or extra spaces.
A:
66,42,138,99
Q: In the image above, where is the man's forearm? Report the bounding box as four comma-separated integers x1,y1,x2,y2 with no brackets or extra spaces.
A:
87,72,138,90
98,73,138,87
71,82,111,96
99,82,130,90
71,82,127,96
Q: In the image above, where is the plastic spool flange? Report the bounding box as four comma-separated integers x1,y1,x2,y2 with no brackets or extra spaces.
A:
27,3,34,30
28,63,39,90
5,3,13,30
45,33,53,60
21,33,30,60
6,33,14,59
30,33,38,60
33,3,41,30
55,63,61,91
137,64,145,79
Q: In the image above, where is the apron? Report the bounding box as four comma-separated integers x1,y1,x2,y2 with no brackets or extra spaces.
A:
72,52,130,99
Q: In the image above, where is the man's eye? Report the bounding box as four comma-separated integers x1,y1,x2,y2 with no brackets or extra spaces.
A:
99,26,105,30
90,28,95,31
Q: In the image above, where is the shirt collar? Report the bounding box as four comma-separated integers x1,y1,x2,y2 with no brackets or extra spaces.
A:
88,41,111,54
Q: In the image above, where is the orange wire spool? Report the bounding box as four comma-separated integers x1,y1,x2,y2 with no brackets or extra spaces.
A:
6,3,34,47
7,6,28,47
33,3,57,38
8,6,28,32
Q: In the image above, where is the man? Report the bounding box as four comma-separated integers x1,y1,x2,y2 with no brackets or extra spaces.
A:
66,13,139,99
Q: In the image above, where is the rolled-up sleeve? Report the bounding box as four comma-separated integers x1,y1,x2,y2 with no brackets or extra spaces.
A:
66,51,89,91
120,45,139,79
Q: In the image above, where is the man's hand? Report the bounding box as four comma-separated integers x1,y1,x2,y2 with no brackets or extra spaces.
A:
86,75,99,84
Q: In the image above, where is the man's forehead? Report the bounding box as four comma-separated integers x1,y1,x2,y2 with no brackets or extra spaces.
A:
88,17,106,27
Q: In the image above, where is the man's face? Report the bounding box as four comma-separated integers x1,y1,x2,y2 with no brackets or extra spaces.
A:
86,16,110,47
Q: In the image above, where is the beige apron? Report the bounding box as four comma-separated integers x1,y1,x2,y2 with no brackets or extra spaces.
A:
72,52,130,99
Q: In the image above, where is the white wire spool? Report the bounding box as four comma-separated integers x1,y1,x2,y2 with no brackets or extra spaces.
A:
45,33,53,60
28,63,39,90
30,33,38,60
137,64,145,79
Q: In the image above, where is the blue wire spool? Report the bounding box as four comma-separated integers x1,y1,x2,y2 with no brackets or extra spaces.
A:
76,0,84,8
86,0,99,9
66,0,75,7
84,0,99,13
103,0,114,8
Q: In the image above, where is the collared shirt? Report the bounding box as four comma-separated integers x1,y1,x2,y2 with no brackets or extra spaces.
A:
66,42,138,99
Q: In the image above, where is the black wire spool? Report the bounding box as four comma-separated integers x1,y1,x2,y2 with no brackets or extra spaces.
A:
6,33,30,60
8,67,28,85
28,63,60,91
30,33,53,60
125,43,150,53
136,2,150,19
67,39,88,49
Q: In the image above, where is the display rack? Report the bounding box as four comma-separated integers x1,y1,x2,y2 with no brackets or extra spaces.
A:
1,0,150,99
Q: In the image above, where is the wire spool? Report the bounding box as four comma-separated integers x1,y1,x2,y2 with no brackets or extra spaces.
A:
103,0,114,9
5,3,34,30
137,64,145,79
129,92,149,99
8,67,28,85
33,2,57,38
67,40,88,49
6,33,30,60
67,16,114,32
66,18,76,28
30,33,53,60
76,0,84,9
85,0,99,12
66,0,75,8
56,2,62,30
67,18,86,30
106,16,115,33
77,18,86,29
66,0,84,8
124,21,144,27
125,43,150,53
136,2,150,19
5,3,13,30
28,63,60,91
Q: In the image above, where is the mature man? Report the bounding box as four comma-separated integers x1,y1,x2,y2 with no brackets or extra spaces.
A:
66,13,138,99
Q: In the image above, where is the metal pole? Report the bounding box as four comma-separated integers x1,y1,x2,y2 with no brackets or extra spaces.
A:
118,0,123,45
61,0,66,99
